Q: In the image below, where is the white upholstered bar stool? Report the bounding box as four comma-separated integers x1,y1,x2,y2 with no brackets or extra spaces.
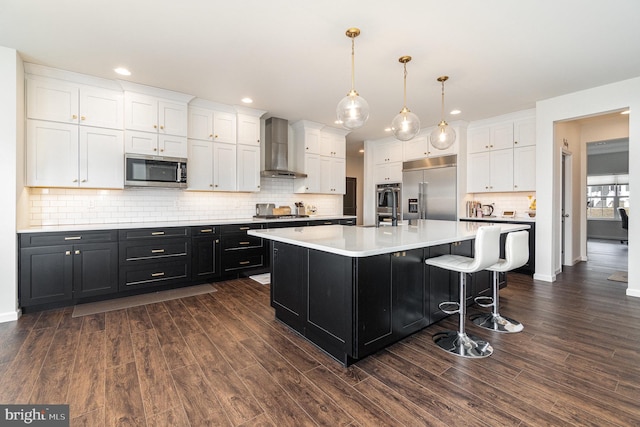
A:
425,225,501,358
471,230,529,333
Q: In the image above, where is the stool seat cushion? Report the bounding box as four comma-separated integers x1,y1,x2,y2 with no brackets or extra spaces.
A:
425,254,480,273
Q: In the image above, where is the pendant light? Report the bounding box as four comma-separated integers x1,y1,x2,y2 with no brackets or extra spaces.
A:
336,28,369,130
430,75,456,150
391,56,420,141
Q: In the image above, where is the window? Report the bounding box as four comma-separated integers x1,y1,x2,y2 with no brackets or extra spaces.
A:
587,183,629,219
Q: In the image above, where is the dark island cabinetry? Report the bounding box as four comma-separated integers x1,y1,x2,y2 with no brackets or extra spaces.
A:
220,223,266,275
19,230,118,309
270,239,495,365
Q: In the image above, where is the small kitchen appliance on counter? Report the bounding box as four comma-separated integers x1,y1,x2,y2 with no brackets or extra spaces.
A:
254,203,309,219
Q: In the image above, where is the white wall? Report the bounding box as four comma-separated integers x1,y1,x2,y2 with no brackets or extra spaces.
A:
345,153,364,225
536,76,640,298
0,47,22,322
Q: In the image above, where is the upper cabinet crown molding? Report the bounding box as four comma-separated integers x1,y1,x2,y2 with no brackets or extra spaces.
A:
118,80,194,104
24,63,122,91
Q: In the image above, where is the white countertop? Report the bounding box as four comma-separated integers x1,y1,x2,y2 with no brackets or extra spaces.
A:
17,215,356,234
248,220,530,257
462,216,536,223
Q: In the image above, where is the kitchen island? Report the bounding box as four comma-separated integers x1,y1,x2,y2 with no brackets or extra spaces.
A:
249,220,529,365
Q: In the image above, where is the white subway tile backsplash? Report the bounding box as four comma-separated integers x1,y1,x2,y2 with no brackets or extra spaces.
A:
27,177,343,226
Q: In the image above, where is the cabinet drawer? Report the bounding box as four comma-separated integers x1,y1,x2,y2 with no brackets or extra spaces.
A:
119,260,190,290
222,253,265,272
20,230,117,247
220,223,263,235
222,235,264,251
191,226,219,236
118,227,190,240
120,239,189,263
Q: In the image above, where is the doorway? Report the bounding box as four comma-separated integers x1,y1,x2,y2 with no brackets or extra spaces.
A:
343,177,357,216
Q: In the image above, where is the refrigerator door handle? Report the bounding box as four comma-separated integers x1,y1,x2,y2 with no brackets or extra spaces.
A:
422,181,428,219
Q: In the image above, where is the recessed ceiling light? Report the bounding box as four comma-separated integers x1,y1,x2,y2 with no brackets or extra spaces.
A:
241,97,253,104
335,120,343,125
621,110,630,115
114,67,131,76
384,127,392,132
358,148,364,153
450,109,461,115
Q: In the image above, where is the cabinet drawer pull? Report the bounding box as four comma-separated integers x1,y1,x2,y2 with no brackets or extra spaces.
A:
239,261,251,265
200,229,213,233
151,231,165,236
239,241,250,245
151,272,165,277
65,251,71,256
75,250,80,255
239,227,250,230
151,249,165,253
64,236,82,240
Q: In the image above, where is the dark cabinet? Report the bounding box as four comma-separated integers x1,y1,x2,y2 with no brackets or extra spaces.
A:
391,249,427,334
19,230,118,308
191,226,221,282
271,242,307,333
356,254,392,358
118,227,191,291
220,223,266,275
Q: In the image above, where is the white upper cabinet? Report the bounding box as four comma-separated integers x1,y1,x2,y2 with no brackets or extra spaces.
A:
469,122,514,153
237,114,261,146
403,136,429,161
188,107,236,143
187,139,214,191
27,77,123,129
513,145,536,191
236,144,261,192
212,142,237,191
514,117,536,147
125,92,187,136
27,120,123,189
374,139,403,164
320,131,346,158
124,130,187,158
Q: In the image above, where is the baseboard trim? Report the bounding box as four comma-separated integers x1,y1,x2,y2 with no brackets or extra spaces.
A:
533,273,556,282
0,309,21,323
626,288,640,298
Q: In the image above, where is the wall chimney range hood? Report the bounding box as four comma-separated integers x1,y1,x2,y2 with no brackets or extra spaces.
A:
261,117,307,179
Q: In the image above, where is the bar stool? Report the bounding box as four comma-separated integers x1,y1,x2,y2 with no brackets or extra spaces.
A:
471,230,529,333
425,225,501,358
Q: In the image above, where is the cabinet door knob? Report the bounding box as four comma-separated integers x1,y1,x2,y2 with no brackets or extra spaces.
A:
72,114,77,119
75,250,80,255
160,125,164,130
65,251,71,255
81,179,86,182
81,116,86,121
209,134,213,138
72,179,78,182
257,139,260,143
214,134,219,138
160,149,164,152
153,125,158,129
514,141,518,144
209,184,213,187
215,184,218,187
153,148,157,151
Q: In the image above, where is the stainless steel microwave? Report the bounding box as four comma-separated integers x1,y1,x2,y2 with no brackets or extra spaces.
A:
125,154,187,188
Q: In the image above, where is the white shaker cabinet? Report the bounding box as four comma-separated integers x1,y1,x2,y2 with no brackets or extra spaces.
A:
513,145,536,191
293,153,321,194
374,162,403,184
188,107,236,144
27,77,123,129
187,140,237,192
320,131,346,159
124,130,187,158
236,144,261,192
467,149,513,193
124,92,187,137
237,114,261,146
27,120,123,189
320,157,346,193
374,139,403,164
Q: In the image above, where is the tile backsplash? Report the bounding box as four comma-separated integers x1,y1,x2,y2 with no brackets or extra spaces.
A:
463,192,536,219
27,178,342,226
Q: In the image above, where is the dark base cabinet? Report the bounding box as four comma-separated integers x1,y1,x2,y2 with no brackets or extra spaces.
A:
270,240,491,366
19,230,118,310
18,217,356,312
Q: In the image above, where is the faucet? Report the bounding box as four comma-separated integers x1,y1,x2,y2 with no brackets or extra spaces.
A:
377,188,398,227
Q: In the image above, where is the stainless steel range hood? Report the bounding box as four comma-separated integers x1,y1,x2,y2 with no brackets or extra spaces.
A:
261,117,307,178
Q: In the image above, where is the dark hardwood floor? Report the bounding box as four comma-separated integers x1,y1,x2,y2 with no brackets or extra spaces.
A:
1,259,640,426
586,238,628,273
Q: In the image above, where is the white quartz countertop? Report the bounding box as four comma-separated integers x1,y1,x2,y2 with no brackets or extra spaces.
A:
462,216,536,223
17,215,356,234
248,220,530,257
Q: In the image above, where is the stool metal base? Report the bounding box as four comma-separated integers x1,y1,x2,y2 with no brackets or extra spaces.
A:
470,313,524,333
433,331,493,358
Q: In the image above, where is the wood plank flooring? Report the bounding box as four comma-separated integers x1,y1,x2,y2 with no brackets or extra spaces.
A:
1,254,640,426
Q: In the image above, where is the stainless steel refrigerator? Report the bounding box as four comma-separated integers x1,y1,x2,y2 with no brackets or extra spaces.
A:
402,155,457,221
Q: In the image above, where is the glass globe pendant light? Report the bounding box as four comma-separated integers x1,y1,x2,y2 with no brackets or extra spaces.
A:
391,56,420,141
430,75,456,150
336,28,369,130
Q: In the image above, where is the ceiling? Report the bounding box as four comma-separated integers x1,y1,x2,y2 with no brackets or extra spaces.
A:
2,1,640,156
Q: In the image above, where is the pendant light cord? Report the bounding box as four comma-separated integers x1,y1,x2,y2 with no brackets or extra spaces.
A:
440,80,445,121
350,37,356,92
403,62,408,109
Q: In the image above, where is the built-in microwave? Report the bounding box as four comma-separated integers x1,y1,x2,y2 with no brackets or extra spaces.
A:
125,154,187,188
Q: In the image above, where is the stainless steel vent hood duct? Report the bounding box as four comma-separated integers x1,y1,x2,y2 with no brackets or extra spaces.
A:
261,117,307,178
